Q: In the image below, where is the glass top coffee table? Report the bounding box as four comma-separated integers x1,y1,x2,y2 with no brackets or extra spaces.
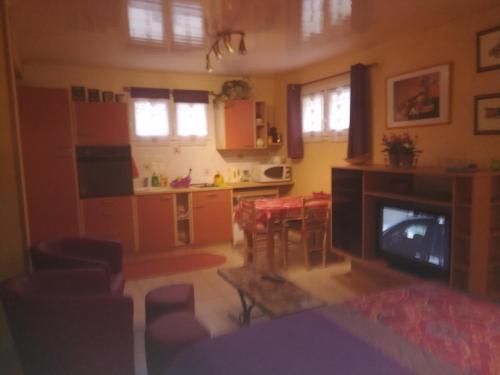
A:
218,266,325,325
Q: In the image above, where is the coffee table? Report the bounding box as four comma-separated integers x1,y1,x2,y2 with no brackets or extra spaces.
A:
218,266,325,325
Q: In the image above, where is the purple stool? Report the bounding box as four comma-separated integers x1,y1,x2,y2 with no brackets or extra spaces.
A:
145,284,194,326
145,311,210,375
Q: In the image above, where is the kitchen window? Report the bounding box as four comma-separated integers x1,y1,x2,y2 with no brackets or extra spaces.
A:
133,98,169,137
175,102,208,137
302,76,350,142
131,88,209,143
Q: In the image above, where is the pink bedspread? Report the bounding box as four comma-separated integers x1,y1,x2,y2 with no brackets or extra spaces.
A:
347,283,500,374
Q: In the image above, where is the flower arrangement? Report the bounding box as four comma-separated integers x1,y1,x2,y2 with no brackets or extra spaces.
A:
382,133,421,167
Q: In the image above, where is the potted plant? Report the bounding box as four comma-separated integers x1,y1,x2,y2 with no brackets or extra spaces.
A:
382,133,421,167
214,80,252,104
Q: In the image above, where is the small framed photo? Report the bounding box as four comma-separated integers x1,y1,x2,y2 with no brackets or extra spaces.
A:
87,89,100,102
474,93,500,135
387,63,451,128
71,86,86,101
102,91,114,102
477,25,500,73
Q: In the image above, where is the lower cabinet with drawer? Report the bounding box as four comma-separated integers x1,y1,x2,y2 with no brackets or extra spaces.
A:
192,190,232,245
137,194,175,251
81,196,135,253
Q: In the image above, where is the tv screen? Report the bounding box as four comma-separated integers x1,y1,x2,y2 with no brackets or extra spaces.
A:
378,204,450,277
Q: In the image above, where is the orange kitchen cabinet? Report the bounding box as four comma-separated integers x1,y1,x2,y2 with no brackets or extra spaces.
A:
17,86,80,244
192,190,232,245
74,102,130,145
137,194,175,251
82,196,135,253
223,100,255,149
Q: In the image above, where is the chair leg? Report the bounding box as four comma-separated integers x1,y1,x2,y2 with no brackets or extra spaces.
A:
303,232,310,270
282,226,289,270
243,231,252,265
321,228,327,267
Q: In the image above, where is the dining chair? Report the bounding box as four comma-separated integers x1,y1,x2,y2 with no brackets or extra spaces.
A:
282,194,331,270
238,199,283,268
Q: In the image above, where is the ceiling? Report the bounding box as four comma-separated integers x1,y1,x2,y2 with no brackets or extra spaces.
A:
10,0,500,75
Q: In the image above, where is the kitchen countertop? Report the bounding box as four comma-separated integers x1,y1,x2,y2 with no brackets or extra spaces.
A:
134,181,293,195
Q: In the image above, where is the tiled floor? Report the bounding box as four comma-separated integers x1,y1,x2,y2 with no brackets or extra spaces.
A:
125,241,378,375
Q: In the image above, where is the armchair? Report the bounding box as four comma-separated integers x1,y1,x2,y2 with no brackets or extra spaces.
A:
0,269,134,375
31,237,124,295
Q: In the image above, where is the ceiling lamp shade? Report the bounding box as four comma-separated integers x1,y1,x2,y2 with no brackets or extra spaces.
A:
206,30,246,72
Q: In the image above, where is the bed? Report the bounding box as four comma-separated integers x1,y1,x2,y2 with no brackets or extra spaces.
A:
167,283,500,375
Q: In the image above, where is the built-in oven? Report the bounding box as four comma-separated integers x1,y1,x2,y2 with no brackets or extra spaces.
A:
76,146,134,199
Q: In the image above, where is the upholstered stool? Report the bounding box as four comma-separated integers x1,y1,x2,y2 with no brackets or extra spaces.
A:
145,311,210,375
145,284,194,326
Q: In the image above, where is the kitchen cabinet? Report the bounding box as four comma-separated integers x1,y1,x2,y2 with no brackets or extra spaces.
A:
216,100,268,150
17,86,80,244
192,190,232,244
82,196,135,253
74,102,130,146
137,194,175,251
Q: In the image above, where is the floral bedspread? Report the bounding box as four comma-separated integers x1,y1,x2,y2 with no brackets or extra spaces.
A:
347,283,500,374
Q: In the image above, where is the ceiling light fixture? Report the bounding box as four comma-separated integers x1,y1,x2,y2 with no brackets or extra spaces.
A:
206,30,246,72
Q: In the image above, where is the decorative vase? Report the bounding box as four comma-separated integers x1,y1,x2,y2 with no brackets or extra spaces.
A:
400,153,415,168
388,152,400,167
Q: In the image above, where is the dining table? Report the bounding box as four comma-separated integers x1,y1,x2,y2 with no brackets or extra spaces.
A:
234,194,331,270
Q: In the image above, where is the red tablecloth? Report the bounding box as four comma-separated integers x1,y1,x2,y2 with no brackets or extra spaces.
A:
234,194,330,232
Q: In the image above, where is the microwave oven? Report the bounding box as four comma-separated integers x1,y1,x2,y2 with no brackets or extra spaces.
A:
251,164,291,182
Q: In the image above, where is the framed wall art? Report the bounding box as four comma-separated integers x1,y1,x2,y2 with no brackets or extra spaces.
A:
477,25,500,73
474,93,500,135
387,63,450,129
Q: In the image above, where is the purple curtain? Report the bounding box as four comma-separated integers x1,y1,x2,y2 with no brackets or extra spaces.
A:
130,87,170,99
287,84,303,159
172,89,209,103
347,64,371,160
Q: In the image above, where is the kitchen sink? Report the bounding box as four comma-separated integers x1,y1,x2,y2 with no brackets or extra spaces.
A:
191,183,218,188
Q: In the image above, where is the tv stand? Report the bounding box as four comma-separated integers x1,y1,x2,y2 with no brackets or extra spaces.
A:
331,165,500,299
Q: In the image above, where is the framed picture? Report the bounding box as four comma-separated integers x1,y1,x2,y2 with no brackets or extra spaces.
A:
477,25,500,73
387,64,450,129
474,93,500,135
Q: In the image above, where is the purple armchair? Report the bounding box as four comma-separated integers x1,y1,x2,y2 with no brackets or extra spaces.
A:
31,237,125,295
0,269,134,375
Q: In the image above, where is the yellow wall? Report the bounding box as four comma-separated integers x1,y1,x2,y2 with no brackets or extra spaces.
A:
275,5,500,195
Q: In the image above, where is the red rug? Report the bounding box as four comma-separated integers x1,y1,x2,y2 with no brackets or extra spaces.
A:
123,253,227,280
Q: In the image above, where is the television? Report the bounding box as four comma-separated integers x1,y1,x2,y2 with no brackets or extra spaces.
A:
377,202,450,279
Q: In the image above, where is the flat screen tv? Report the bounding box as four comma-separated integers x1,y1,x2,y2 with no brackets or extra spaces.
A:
377,202,450,279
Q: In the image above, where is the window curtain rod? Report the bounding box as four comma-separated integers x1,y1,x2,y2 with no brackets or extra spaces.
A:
301,62,378,86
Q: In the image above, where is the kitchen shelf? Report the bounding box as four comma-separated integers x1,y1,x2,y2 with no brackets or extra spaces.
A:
453,263,469,272
363,190,452,207
333,165,499,298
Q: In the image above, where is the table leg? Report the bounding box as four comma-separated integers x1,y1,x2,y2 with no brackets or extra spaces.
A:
237,289,255,326
267,232,275,271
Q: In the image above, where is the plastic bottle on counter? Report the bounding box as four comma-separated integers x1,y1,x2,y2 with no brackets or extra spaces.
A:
151,173,160,187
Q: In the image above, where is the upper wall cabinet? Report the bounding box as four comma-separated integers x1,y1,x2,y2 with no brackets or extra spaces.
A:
74,102,130,146
216,99,268,150
17,86,80,244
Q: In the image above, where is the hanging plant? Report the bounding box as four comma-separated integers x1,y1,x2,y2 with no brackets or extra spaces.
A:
214,80,252,104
